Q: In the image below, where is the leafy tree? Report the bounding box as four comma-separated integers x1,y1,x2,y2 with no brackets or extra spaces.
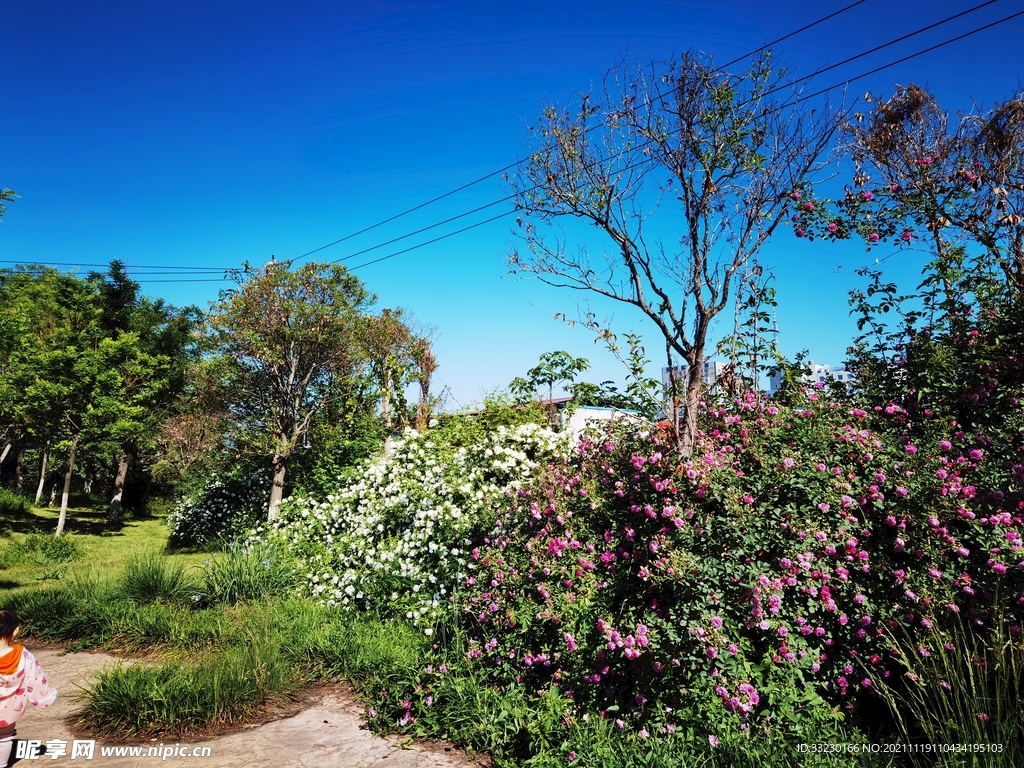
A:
509,52,841,455
362,308,416,430
0,188,16,224
85,262,197,522
566,333,664,417
510,350,590,427
205,260,373,520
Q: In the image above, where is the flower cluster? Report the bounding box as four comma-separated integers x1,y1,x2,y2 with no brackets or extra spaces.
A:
252,423,565,627
446,390,1022,735
168,470,271,547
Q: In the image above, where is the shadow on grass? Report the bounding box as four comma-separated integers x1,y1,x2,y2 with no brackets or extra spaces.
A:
0,506,127,537
0,580,20,590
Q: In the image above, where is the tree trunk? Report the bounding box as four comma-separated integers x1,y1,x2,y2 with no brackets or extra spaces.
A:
266,449,290,521
415,347,437,432
416,375,432,431
14,445,24,490
108,451,131,524
680,354,703,458
56,432,80,536
0,442,10,465
382,370,393,430
34,440,51,506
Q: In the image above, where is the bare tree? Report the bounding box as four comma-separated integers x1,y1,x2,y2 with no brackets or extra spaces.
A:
509,52,842,455
413,335,438,432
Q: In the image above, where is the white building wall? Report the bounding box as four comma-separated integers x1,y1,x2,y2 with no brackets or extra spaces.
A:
768,360,857,396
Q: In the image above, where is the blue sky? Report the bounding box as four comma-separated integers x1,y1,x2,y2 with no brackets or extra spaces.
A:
3,1,1023,407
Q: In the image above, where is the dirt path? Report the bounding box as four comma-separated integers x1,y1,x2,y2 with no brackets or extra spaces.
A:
14,646,487,768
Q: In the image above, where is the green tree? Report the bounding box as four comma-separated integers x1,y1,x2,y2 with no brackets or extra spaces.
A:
86,262,197,523
510,350,590,427
509,51,841,455
205,260,373,520
0,188,16,224
362,308,416,430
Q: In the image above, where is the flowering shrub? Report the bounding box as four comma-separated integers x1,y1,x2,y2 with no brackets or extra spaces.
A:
445,389,1023,739
167,470,271,548
253,423,565,628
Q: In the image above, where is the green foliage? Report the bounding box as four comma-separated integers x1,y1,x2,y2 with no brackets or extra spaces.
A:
0,486,31,516
569,331,664,418
0,187,16,223
192,541,296,607
287,406,387,499
510,350,590,402
431,390,550,448
119,550,196,605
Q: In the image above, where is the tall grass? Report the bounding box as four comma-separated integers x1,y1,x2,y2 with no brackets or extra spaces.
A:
0,486,31,516
119,550,196,605
192,541,295,607
0,532,84,568
79,634,296,736
870,612,1024,767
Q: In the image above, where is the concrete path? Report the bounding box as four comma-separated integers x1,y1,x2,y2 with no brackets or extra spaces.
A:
13,647,486,768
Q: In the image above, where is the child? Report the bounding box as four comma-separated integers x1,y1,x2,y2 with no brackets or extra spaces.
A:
0,610,57,768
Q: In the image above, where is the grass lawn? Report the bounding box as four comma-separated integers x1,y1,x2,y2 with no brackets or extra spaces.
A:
0,501,208,592
0,498,428,742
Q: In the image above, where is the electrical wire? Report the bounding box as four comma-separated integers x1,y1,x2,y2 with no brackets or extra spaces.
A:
289,0,871,265
11,2,1019,284
344,6,1024,274
329,0,1003,269
0,259,230,271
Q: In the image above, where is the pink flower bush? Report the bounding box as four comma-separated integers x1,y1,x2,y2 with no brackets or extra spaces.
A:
442,386,1022,734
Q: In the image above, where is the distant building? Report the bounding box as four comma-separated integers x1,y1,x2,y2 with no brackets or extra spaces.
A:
561,404,645,439
662,360,731,393
768,360,857,396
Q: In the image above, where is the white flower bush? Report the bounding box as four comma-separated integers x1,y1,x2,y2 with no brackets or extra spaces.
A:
250,423,565,627
168,471,271,547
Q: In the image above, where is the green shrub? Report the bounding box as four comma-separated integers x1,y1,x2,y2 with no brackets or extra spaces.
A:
256,422,563,628
167,470,271,548
193,541,296,607
119,551,196,605
0,487,32,517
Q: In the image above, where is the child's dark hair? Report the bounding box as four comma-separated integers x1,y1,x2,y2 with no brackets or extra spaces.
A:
0,609,19,641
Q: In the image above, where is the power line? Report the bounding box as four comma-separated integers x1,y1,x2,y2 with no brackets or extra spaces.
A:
2,1,877,281
332,0,1005,271
345,6,1024,274
329,195,515,265
762,0,1000,101
11,3,1017,284
290,0,870,265
7,267,233,278
0,259,231,271
349,211,512,271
